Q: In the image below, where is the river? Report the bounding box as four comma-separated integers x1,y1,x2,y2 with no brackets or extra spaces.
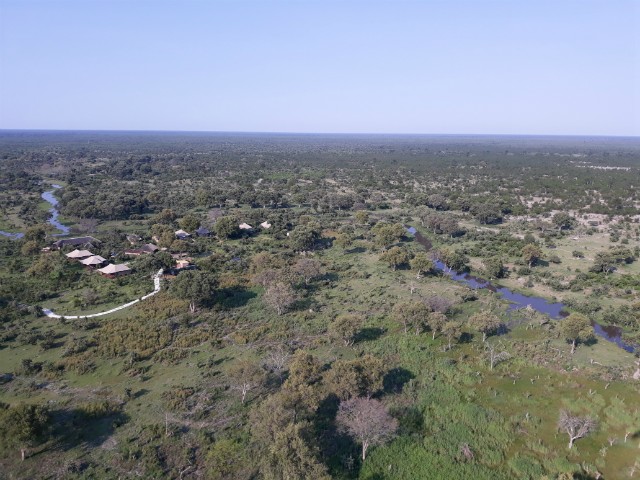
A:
409,227,635,353
0,184,70,239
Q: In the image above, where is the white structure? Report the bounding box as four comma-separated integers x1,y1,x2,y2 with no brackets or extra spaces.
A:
260,221,272,229
66,249,93,259
80,255,106,266
239,223,253,230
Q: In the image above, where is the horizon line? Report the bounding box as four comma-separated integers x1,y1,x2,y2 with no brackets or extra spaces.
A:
0,128,638,139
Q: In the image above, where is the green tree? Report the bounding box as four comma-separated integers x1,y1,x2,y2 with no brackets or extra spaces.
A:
392,301,430,335
0,403,51,461
214,216,239,239
329,314,363,346
410,252,434,278
552,212,576,231
380,246,410,271
168,270,216,313
468,310,502,342
179,213,200,232
483,257,506,279
558,313,594,354
290,225,321,252
263,422,331,480
427,312,448,340
324,355,385,400
521,244,542,267
442,321,462,350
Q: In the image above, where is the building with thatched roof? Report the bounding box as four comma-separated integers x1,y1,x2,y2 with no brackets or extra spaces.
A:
53,236,100,249
174,229,191,240
195,227,211,237
239,223,253,230
80,255,107,267
260,221,272,229
97,263,131,278
65,249,94,260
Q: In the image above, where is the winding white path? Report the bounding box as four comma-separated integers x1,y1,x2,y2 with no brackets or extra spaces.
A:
42,269,163,319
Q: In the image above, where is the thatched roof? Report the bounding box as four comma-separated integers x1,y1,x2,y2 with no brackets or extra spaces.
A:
66,249,93,259
98,263,131,274
80,255,106,266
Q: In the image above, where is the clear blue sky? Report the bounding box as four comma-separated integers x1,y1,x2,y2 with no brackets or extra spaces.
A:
1,0,638,135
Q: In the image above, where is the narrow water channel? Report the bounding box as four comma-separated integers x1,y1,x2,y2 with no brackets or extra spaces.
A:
408,226,635,353
0,184,70,239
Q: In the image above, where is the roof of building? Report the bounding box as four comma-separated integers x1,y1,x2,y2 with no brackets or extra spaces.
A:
80,255,107,266
66,249,94,259
260,221,272,229
175,229,191,237
98,263,131,274
239,223,253,229
196,227,210,235
53,236,100,248
141,243,159,252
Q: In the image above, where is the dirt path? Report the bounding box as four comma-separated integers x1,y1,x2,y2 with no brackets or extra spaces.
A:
42,269,163,319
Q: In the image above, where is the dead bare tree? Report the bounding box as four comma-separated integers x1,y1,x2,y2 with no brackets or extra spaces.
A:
558,410,597,449
262,345,291,382
485,341,510,370
336,397,398,461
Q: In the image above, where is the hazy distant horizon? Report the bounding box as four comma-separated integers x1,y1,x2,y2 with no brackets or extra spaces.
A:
1,128,639,140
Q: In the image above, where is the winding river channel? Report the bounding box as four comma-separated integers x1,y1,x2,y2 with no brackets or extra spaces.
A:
409,227,634,353
0,184,70,239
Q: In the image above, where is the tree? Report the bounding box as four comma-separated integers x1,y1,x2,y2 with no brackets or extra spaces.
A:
263,422,331,480
427,312,448,340
24,224,48,245
439,248,468,272
336,397,398,461
521,244,542,267
468,310,502,342
214,216,239,239
484,257,506,279
169,270,216,313
558,313,594,354
263,282,297,315
290,224,321,252
558,410,597,448
0,403,51,461
324,355,385,400
380,246,410,271
227,359,264,404
373,225,398,251
262,345,291,383
280,351,324,421
293,258,323,285
179,213,200,232
484,341,510,370
442,321,462,350
392,301,430,335
591,251,616,275
553,212,576,231
354,210,369,225
410,252,434,278
329,314,363,346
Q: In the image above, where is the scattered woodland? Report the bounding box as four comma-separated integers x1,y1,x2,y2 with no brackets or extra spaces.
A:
1,131,640,479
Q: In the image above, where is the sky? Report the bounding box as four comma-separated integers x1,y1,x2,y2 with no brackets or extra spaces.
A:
0,0,639,136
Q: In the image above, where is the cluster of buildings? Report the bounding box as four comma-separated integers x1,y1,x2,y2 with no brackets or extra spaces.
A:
64,247,131,278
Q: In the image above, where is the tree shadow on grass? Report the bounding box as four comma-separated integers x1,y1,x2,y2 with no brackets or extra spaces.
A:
211,286,257,309
315,393,361,479
354,327,386,344
383,367,415,394
51,407,129,453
